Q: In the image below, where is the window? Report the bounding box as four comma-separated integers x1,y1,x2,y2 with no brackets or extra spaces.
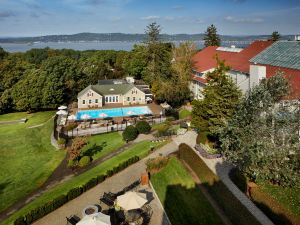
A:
116,96,119,102
82,100,85,104
139,98,141,101
109,96,112,102
112,96,115,102
89,99,92,104
95,99,98,103
105,96,108,102
133,97,136,101
127,97,130,101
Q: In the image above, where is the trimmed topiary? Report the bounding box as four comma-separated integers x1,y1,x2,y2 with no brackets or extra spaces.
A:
122,125,138,141
136,121,151,134
78,156,91,167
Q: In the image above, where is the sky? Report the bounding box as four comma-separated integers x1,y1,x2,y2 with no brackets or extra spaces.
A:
0,0,299,37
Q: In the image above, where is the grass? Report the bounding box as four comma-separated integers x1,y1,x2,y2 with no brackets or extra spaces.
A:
0,111,66,213
179,109,191,119
151,157,224,225
81,132,125,160
258,182,300,219
2,140,167,225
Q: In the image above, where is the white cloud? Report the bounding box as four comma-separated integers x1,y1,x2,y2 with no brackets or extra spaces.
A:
140,15,160,20
225,16,264,23
164,16,174,21
195,18,204,24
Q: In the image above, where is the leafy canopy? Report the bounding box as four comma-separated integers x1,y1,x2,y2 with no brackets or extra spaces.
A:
220,72,300,186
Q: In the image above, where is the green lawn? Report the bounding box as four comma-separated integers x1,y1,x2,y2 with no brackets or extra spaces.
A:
179,109,191,119
0,111,66,213
81,132,125,160
2,140,167,225
151,157,224,225
259,182,300,218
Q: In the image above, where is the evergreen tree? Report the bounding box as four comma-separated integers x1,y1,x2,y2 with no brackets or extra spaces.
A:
271,31,281,41
145,22,161,44
192,57,241,135
203,24,221,47
219,72,300,186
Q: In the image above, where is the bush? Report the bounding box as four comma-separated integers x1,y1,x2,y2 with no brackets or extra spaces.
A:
122,125,138,141
146,156,169,174
136,121,151,134
180,122,188,129
83,178,98,192
67,159,77,168
67,187,82,201
79,156,91,167
178,143,261,225
14,216,25,225
65,122,77,131
57,138,66,145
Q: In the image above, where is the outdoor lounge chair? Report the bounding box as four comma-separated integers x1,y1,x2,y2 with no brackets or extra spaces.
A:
100,192,115,206
66,215,80,225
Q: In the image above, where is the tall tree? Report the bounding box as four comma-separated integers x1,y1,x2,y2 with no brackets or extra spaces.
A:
219,72,300,186
271,31,281,41
192,57,241,135
203,24,221,47
145,22,161,44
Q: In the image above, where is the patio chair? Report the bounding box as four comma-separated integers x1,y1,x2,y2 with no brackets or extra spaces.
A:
100,193,115,206
66,215,80,225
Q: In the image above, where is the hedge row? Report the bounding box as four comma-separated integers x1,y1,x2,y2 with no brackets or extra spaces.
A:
14,155,140,225
230,169,300,225
178,143,261,225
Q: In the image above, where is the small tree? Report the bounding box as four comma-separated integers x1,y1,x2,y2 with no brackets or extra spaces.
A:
145,22,161,44
67,136,87,161
192,57,241,136
271,31,281,41
203,24,221,47
136,121,151,134
122,125,139,141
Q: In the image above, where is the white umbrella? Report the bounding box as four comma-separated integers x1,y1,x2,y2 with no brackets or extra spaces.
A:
56,110,68,115
81,114,91,120
116,191,147,211
99,113,108,118
67,114,76,120
58,105,67,110
76,212,111,225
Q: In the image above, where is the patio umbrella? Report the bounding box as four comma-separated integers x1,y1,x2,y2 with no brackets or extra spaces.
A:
56,110,68,116
77,212,111,225
116,191,147,211
58,105,67,110
81,114,91,120
99,113,108,118
67,114,76,120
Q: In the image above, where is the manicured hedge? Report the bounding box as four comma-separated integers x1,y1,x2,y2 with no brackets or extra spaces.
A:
178,143,261,225
122,125,138,141
13,155,140,225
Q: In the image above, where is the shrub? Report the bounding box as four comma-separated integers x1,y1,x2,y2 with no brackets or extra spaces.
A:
146,156,169,174
65,122,77,131
136,121,151,134
14,216,25,225
83,178,98,192
57,138,66,145
78,156,91,167
67,187,82,201
67,159,77,168
180,122,188,129
122,125,138,141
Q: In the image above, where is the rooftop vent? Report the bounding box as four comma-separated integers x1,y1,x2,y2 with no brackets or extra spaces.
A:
109,88,114,91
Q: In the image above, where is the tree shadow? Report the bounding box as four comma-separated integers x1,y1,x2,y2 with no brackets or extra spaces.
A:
0,180,11,195
82,142,107,157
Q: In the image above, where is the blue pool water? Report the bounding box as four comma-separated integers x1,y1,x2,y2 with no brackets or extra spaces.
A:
76,106,152,120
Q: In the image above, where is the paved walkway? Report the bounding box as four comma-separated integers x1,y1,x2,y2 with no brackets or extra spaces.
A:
32,140,178,225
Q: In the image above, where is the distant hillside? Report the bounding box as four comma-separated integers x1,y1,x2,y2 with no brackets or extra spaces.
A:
0,32,295,43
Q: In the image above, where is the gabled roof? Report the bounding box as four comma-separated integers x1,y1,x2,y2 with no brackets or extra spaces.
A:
250,41,300,70
192,46,239,72
226,40,273,74
78,83,142,97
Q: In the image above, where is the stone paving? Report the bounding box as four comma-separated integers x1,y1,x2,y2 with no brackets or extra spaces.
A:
32,141,178,225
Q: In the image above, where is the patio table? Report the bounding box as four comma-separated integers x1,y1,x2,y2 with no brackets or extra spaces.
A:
82,205,99,217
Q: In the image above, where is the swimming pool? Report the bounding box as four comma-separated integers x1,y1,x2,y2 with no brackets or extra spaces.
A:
76,106,152,120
